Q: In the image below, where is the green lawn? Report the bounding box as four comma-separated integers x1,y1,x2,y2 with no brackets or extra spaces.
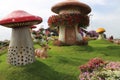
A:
0,40,120,80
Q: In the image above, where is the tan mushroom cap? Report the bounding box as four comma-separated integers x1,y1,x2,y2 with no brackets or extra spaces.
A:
0,10,42,28
51,0,91,14
96,28,106,33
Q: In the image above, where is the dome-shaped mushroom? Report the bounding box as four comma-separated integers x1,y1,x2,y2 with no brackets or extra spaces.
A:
0,10,42,66
0,10,42,28
96,28,106,40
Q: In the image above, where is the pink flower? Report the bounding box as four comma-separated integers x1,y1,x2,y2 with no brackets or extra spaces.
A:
48,13,89,28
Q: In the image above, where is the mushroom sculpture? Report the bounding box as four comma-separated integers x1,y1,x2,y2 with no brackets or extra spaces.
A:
30,25,36,32
30,25,37,40
48,0,91,45
0,10,42,66
96,28,106,40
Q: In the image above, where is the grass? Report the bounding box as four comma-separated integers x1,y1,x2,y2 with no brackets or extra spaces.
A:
0,40,120,80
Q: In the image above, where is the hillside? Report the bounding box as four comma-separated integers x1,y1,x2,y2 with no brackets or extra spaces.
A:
0,40,120,80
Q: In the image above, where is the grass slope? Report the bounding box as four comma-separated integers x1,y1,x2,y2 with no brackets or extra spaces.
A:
0,40,120,80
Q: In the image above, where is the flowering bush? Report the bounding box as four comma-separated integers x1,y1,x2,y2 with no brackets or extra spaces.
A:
31,30,37,35
31,29,48,45
80,58,105,73
48,13,89,28
91,69,120,80
31,30,43,39
79,58,120,80
105,62,120,70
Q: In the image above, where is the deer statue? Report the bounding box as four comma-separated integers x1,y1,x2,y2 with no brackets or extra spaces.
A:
35,44,51,59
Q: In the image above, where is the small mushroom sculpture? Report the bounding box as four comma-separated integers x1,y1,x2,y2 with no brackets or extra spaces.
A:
30,25,37,40
30,25,36,32
96,28,106,40
0,10,42,66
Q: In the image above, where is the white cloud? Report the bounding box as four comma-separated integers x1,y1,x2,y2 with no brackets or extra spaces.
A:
80,0,106,5
0,0,120,40
0,27,11,40
88,10,120,38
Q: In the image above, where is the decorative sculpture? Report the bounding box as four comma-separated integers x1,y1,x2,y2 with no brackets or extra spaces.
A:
0,10,42,66
96,28,106,40
48,0,91,45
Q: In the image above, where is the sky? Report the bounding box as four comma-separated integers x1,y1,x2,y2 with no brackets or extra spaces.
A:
0,0,120,40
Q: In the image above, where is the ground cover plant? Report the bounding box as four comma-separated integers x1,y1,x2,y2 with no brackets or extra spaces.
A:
0,40,120,80
79,58,120,80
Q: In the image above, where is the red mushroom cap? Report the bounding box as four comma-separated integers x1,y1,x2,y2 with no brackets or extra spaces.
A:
0,10,42,28
30,25,37,29
51,0,91,14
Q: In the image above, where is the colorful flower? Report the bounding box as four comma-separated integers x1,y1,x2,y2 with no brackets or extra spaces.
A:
48,13,89,28
79,58,120,80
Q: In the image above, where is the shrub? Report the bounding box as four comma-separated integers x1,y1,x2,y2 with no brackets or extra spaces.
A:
79,58,120,80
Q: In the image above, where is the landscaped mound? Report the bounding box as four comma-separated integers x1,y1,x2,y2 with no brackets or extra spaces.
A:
0,40,120,80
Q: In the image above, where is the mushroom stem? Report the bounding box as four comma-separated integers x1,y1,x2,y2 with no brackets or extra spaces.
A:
58,25,83,45
58,26,65,42
8,27,35,66
98,33,105,40
75,25,83,41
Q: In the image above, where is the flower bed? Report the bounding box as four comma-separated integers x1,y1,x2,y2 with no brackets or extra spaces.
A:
79,58,120,80
48,13,89,28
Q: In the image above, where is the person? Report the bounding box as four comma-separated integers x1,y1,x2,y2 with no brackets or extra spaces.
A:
108,35,114,42
110,35,113,39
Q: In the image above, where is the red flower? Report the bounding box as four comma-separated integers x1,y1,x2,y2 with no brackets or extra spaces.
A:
79,58,106,73
48,13,89,28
